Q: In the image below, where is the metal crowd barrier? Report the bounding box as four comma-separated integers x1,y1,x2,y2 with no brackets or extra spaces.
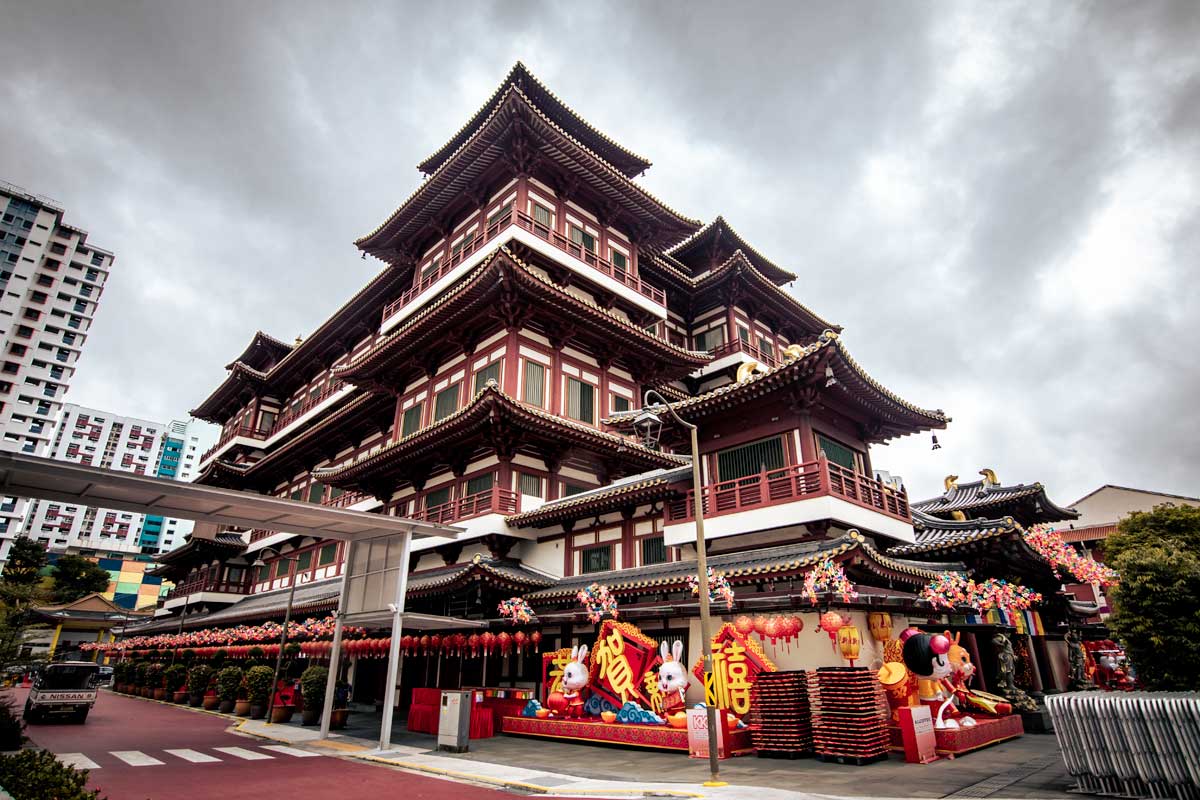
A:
1046,692,1200,800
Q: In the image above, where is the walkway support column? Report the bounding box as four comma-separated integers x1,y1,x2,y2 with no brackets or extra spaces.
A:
319,539,357,740
378,528,413,752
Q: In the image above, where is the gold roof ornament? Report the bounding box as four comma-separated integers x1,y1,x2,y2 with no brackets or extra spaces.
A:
950,510,967,521
979,468,999,488
735,360,766,383
294,334,304,346
944,474,959,492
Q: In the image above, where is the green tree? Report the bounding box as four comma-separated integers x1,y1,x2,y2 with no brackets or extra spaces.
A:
50,556,111,603
2,538,48,586
1105,503,1200,690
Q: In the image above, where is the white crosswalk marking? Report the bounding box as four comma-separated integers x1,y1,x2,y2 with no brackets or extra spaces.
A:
164,748,222,763
57,753,101,770
110,751,165,767
260,745,322,758
213,746,274,761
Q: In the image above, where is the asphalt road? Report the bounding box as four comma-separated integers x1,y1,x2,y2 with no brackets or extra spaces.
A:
15,688,513,800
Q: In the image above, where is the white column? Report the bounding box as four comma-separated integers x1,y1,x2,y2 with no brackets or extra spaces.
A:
318,539,356,740
378,529,413,751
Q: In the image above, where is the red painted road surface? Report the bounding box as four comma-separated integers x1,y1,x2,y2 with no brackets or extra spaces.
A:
16,688,513,800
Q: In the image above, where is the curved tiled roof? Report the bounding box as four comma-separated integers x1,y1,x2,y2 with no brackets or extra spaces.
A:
886,512,1021,557
334,245,711,385
357,84,698,258
407,556,556,598
605,332,948,442
525,532,944,602
692,250,840,336
506,467,689,528
666,216,796,284
417,62,652,178
913,478,1079,525
312,384,686,487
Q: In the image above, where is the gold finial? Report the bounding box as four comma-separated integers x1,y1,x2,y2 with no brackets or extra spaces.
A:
950,511,967,521
294,334,304,346
979,468,999,487
944,474,959,492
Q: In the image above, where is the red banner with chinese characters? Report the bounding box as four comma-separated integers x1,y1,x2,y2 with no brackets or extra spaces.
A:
692,622,776,716
588,620,660,709
542,647,574,704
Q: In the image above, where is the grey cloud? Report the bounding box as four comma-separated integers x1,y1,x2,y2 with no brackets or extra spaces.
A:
0,0,1195,505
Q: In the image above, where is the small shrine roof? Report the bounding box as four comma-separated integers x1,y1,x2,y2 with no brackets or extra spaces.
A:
524,533,946,602
407,556,556,598
357,84,699,260
913,474,1079,526
605,332,949,443
418,62,652,179
692,249,840,337
505,466,690,528
228,331,293,372
312,384,687,489
886,512,1021,557
665,216,796,283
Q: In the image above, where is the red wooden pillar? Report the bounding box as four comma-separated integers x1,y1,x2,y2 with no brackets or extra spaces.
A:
550,346,563,417
503,330,520,396
797,413,816,462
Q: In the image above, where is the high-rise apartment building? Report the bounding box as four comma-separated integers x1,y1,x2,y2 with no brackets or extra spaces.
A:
21,406,211,556
0,180,113,561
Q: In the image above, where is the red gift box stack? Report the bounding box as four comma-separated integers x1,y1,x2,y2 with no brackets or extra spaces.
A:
748,670,813,758
811,667,890,765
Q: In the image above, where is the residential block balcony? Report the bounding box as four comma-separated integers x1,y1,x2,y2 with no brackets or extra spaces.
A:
380,207,665,327
663,456,914,546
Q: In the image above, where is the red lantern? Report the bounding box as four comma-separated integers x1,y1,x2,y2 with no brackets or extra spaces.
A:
513,631,527,654
497,631,512,655
430,634,442,654
734,615,755,636
402,635,414,653
419,635,431,655
468,634,480,657
818,611,845,652
480,631,495,655
763,615,782,645
753,615,768,636
530,630,542,651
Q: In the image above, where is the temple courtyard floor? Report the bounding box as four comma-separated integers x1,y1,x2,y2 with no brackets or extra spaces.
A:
19,689,1096,800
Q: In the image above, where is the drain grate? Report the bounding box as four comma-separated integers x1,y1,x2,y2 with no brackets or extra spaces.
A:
942,755,1059,798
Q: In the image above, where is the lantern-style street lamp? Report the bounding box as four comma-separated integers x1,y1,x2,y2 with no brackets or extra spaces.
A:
633,390,726,787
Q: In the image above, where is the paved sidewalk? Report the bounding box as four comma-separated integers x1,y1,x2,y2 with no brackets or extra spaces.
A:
236,716,1087,800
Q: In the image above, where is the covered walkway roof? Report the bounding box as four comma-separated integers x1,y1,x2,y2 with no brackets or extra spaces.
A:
0,453,461,542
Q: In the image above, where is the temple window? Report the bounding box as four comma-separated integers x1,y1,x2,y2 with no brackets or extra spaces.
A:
611,394,630,414
465,472,495,497
522,360,546,406
518,472,542,498
610,248,628,272
565,377,595,424
450,229,476,259
581,544,612,574
433,383,460,421
256,564,269,583
562,482,588,497
307,482,325,503
757,334,774,359
317,543,337,567
424,485,452,510
693,326,724,352
487,199,513,227
296,550,312,572
716,436,786,482
641,536,667,566
473,361,501,392
419,254,442,285
273,559,291,580
531,202,553,230
569,224,596,253
738,326,751,344
401,403,423,437
815,433,860,472
257,410,276,433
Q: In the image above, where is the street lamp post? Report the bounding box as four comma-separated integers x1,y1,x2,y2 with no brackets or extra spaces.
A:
259,553,300,726
635,390,726,787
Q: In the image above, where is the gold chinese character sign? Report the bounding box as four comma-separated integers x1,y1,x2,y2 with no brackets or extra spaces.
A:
691,622,776,717
588,620,660,709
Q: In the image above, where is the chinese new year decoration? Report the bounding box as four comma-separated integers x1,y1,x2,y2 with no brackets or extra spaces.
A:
691,622,776,716
803,558,857,604
656,640,690,716
577,582,619,623
818,611,848,651
921,572,1042,612
686,568,736,610
498,596,535,624
545,645,590,718
542,647,574,702
1023,524,1119,586
588,620,659,709
868,611,892,642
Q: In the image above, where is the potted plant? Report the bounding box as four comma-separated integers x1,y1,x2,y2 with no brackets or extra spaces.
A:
330,679,351,729
164,664,188,703
186,664,212,707
299,665,328,726
112,662,128,693
149,663,167,701
133,662,149,697
269,677,296,724
203,675,220,711
234,676,251,717
245,665,274,720
216,666,242,714
246,646,265,669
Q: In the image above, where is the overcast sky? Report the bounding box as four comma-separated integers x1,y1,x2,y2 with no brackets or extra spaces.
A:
1,1,1196,506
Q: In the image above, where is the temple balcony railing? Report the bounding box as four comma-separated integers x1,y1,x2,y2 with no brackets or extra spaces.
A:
410,488,518,526
321,489,374,509
379,207,666,332
663,456,913,546
162,577,248,608
200,424,266,463
705,338,780,370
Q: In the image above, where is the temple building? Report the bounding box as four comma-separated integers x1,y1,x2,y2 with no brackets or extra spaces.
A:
126,64,1090,717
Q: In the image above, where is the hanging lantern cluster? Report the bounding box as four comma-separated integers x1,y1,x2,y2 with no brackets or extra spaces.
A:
388,629,541,658
735,613,805,649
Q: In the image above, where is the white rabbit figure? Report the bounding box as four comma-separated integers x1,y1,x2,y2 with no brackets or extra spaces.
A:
658,640,689,718
560,644,589,718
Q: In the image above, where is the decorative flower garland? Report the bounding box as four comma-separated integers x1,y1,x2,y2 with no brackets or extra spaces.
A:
803,559,857,604
1024,524,1119,586
498,597,535,624
577,583,619,624
921,572,1042,612
80,615,365,653
687,568,736,610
